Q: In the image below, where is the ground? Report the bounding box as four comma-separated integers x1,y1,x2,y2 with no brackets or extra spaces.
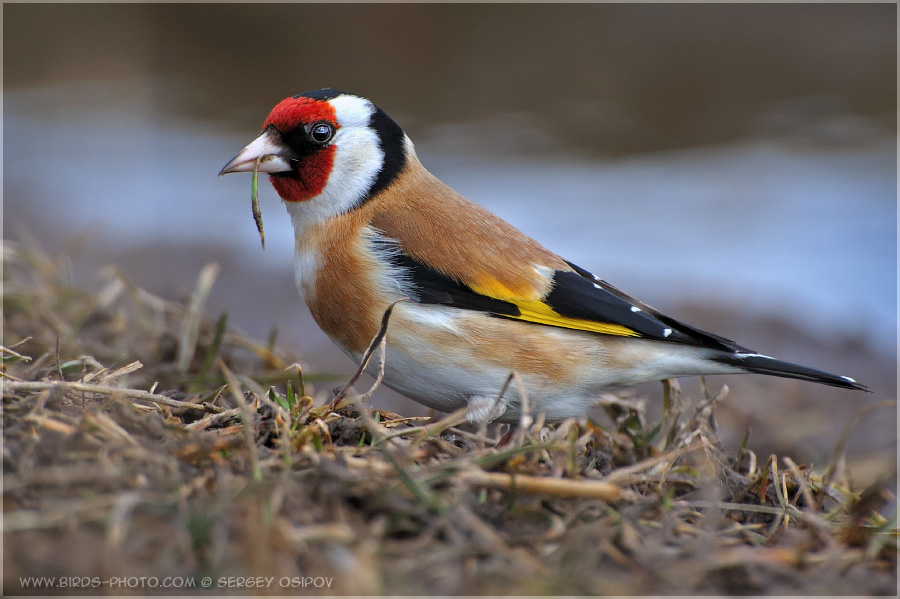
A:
2,240,896,596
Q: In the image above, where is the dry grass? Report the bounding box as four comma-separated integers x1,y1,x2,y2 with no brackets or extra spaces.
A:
2,239,896,595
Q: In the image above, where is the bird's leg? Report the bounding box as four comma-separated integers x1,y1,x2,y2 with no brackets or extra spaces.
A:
465,394,508,424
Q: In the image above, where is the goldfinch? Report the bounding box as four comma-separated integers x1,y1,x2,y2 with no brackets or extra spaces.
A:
219,89,867,423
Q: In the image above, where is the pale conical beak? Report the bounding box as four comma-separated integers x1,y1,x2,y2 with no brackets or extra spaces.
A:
219,128,294,176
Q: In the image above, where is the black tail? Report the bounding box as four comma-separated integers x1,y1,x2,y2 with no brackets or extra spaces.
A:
711,352,869,391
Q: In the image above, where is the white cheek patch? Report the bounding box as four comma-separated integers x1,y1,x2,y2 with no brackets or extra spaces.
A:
284,95,385,231
328,125,384,206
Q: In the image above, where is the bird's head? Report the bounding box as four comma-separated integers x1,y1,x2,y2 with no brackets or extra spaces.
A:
220,89,408,211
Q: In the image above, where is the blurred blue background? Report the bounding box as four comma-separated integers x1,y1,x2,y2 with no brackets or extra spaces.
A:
3,4,896,471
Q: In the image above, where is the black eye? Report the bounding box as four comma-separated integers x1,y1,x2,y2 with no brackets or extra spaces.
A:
310,123,334,143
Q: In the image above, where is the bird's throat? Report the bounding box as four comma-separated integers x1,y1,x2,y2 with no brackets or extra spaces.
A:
270,146,336,202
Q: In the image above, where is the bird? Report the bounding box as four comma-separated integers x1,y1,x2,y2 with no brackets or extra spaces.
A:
219,88,867,423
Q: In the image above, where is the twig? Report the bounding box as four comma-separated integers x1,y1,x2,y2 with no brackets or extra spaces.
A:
381,408,468,443
4,495,135,531
3,380,224,413
222,334,287,369
218,358,261,481
352,391,441,511
330,298,408,409
84,411,140,446
783,456,838,547
677,499,799,518
767,454,792,531
353,317,390,404
461,470,624,502
95,360,144,386
281,522,357,547
177,262,220,373
603,439,714,485
334,329,442,512
1,343,33,362
184,407,243,431
23,413,76,435
440,424,501,446
782,456,818,512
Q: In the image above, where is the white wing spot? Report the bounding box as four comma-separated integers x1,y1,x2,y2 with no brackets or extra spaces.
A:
663,328,672,337
840,375,857,383
630,305,642,313
593,283,603,290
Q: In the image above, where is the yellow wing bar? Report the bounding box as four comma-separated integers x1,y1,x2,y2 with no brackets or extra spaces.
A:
512,300,641,337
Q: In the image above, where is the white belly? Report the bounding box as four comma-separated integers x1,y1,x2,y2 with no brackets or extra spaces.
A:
331,302,734,423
